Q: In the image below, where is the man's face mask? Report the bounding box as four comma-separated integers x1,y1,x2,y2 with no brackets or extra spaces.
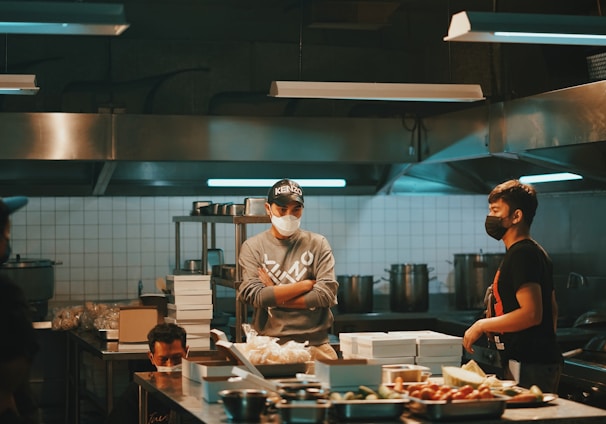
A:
271,214,301,237
485,215,509,240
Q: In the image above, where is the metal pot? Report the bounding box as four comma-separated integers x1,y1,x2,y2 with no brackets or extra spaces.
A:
453,253,504,310
336,275,375,313
385,264,430,312
0,256,59,302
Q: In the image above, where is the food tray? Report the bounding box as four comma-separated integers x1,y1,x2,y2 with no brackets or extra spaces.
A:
406,395,507,421
331,399,407,421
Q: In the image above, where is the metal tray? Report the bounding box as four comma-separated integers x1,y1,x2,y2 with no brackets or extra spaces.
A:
331,399,407,421
406,395,507,421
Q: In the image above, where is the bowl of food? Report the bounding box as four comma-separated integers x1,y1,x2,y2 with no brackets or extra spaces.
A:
219,389,268,422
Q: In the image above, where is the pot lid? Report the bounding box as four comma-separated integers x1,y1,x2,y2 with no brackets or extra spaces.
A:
0,257,55,269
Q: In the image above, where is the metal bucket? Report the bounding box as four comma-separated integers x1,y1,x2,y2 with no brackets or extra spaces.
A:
336,275,374,313
386,264,429,312
453,253,504,310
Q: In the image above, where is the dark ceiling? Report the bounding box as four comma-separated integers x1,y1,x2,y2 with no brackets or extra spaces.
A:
0,0,603,118
0,0,605,197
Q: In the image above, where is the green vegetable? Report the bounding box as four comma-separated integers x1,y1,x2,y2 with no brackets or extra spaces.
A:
529,385,544,401
358,385,378,397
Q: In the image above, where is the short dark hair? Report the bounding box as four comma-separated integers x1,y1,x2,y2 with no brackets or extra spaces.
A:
147,323,187,353
488,179,538,226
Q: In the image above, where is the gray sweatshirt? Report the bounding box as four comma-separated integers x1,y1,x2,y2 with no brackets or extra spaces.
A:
238,228,338,346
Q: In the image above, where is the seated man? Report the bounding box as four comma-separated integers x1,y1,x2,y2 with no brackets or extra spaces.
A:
105,323,189,424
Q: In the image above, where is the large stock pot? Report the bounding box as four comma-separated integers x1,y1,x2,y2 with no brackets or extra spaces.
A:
385,264,430,312
336,275,375,313
453,253,504,310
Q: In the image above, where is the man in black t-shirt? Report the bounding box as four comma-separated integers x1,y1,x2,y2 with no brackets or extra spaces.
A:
463,180,563,393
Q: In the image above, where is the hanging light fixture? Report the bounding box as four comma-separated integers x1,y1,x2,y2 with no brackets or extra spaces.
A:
0,1,129,36
269,81,485,102
0,74,39,95
444,11,606,46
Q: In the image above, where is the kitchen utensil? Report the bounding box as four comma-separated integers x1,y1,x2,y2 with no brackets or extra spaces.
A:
226,204,244,216
385,264,430,312
200,203,220,215
0,256,62,321
332,398,408,421
336,275,376,313
221,264,236,280
183,259,201,272
244,197,267,216
219,389,268,422
452,253,504,310
219,203,234,215
574,310,606,329
276,399,331,424
381,364,431,383
191,200,212,216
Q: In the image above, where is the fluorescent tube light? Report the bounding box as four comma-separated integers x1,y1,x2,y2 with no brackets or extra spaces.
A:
0,74,39,95
0,1,129,36
207,179,347,188
519,173,583,184
269,81,485,102
444,11,606,46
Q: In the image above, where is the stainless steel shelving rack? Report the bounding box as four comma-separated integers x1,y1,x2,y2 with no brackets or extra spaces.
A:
172,215,271,342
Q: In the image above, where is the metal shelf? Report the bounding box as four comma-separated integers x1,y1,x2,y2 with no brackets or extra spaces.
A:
172,213,270,342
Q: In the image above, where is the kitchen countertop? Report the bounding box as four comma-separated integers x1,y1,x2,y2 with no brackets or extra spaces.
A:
134,371,606,424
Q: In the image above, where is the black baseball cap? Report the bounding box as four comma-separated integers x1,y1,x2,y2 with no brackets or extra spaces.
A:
267,179,304,206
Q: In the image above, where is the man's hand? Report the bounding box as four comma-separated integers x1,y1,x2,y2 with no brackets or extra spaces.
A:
463,319,486,354
258,267,274,287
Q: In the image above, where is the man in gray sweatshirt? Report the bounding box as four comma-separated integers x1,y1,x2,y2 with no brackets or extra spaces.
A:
238,179,339,361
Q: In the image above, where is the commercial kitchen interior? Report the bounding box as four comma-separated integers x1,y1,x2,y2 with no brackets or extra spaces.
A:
1,0,606,423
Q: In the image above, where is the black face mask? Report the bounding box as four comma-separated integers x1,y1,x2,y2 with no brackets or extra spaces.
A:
485,215,508,240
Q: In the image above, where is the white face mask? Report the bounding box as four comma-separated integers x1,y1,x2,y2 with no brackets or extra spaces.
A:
271,214,301,237
156,363,182,373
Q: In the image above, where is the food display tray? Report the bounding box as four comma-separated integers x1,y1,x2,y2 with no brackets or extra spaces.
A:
331,399,408,421
406,395,507,421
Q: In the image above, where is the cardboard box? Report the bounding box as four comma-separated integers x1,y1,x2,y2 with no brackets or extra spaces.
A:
355,334,417,358
119,306,158,343
314,359,381,391
182,356,244,383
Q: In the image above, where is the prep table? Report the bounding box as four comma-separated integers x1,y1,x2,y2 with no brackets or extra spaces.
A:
134,371,606,424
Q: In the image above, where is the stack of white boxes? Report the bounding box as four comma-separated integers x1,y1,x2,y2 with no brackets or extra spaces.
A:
339,330,462,374
164,274,213,350
339,332,417,365
388,330,463,374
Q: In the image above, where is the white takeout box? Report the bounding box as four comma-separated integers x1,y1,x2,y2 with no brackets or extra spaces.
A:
339,332,386,357
388,330,463,357
314,358,381,391
355,333,417,358
181,356,245,383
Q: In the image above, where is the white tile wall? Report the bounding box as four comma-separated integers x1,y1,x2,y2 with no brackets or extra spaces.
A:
9,194,505,302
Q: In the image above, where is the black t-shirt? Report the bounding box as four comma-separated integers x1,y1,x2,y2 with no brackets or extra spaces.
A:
493,239,561,364
105,381,171,424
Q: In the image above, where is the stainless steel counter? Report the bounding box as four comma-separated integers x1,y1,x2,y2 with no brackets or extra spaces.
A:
134,371,606,424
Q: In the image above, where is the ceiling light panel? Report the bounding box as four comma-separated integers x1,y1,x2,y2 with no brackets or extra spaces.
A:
0,74,39,95
0,1,129,36
444,11,606,46
269,81,485,102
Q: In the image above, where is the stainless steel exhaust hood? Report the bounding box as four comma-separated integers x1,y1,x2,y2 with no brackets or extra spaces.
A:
387,80,606,195
1,81,605,197
0,113,414,196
